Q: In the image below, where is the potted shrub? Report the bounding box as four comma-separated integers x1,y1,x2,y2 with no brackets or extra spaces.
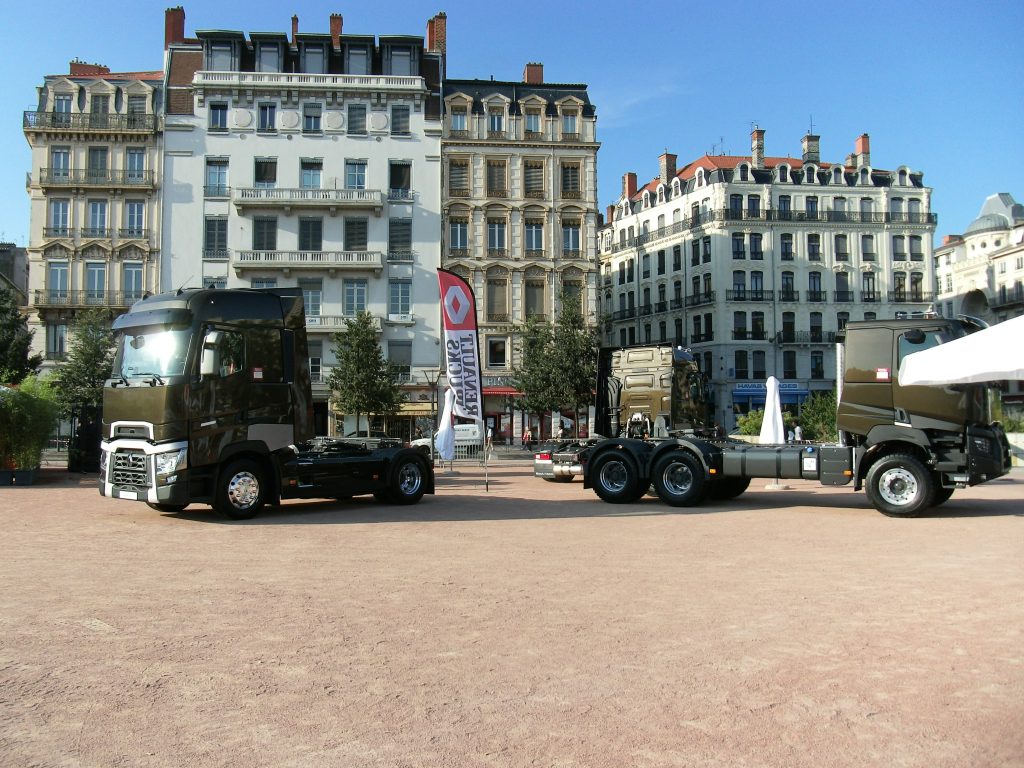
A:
1,377,59,485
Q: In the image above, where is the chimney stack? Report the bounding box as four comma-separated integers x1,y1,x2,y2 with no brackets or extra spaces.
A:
801,134,820,165
69,60,110,76
658,152,677,184
330,13,343,49
607,204,616,223
291,15,299,45
751,128,765,169
523,62,544,84
427,12,447,55
855,133,871,168
164,6,185,50
622,172,638,200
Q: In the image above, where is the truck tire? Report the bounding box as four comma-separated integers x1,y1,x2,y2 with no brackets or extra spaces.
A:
865,453,935,517
215,459,268,520
706,476,750,501
590,451,643,503
146,502,188,513
932,479,954,507
387,456,426,505
652,451,706,507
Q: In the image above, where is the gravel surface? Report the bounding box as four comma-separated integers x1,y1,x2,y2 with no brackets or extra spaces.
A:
1,466,1022,767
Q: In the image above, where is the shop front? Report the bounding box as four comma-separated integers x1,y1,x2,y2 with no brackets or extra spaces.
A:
731,381,809,423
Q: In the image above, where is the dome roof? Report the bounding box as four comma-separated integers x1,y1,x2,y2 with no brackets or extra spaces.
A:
965,193,1024,235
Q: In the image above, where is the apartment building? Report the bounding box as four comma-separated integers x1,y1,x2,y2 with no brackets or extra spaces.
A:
22,61,163,371
934,192,1024,410
599,130,937,428
441,64,600,439
162,8,446,436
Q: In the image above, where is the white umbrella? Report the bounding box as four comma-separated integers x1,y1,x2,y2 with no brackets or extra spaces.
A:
759,375,785,445
897,315,1024,386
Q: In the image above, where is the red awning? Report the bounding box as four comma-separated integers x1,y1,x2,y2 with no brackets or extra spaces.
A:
483,386,521,396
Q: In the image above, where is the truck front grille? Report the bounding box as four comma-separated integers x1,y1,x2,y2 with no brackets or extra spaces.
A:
112,450,150,488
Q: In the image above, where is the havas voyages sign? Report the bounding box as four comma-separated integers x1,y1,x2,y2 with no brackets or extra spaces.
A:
437,268,482,421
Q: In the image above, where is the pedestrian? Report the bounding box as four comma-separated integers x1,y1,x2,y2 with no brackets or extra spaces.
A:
555,422,564,441
522,426,532,450
786,426,795,443
794,423,803,442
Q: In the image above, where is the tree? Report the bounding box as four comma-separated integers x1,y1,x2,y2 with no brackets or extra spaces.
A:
0,287,42,385
799,389,838,442
52,309,116,417
327,312,405,434
513,290,598,438
736,408,796,437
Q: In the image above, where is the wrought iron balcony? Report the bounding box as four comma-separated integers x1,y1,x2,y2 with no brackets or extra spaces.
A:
39,168,155,187
732,330,769,341
306,314,382,333
118,228,149,240
387,250,415,263
203,249,230,261
691,332,714,343
888,291,932,302
43,226,72,238
639,303,653,316
862,291,879,302
24,111,156,132
388,188,414,201
233,187,384,212
726,289,774,302
448,187,470,198
234,250,384,272
486,312,510,323
777,330,835,345
834,290,855,302
778,291,800,302
807,290,827,302
685,292,715,307
33,290,141,308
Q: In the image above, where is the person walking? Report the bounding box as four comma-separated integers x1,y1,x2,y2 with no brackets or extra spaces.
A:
522,426,532,451
794,423,803,442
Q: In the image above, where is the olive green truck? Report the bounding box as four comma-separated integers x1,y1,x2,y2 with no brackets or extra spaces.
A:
553,317,1011,516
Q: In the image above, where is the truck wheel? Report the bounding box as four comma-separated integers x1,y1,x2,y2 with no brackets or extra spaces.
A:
590,451,643,503
389,456,426,505
146,502,188,513
865,453,935,517
706,476,750,501
215,459,267,520
652,451,706,507
932,479,954,507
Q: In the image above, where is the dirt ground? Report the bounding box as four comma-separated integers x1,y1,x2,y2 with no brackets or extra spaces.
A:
0,464,1022,768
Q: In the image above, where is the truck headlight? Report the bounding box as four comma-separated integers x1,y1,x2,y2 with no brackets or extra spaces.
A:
970,437,992,456
155,448,187,476
99,449,108,475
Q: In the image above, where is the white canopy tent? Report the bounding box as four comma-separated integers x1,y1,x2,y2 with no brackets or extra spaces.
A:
759,376,786,444
897,315,1024,386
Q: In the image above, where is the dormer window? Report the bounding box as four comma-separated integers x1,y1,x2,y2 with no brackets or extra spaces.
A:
833,167,842,184
696,169,705,186
389,47,412,76
347,46,368,75
488,109,504,135
525,108,542,135
779,165,789,183
562,109,578,138
805,165,816,183
739,164,749,181
257,42,280,73
450,106,467,132
898,169,908,185
208,42,233,71
303,45,325,74
672,179,681,196
859,168,869,185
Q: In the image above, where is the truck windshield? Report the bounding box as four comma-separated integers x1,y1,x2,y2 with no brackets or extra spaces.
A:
115,327,192,378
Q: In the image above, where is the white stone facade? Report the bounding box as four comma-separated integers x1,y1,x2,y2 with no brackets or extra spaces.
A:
599,130,937,428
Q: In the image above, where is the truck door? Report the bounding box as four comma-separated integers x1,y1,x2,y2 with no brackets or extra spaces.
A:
190,327,249,465
893,328,971,431
838,326,895,435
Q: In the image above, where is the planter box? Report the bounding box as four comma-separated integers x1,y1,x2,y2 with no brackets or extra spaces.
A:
12,468,38,485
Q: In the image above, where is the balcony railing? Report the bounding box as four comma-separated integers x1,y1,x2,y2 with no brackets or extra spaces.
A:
43,226,71,238
807,290,827,302
862,291,879,302
888,291,933,302
778,291,800,302
612,308,637,321
34,290,142,308
486,188,508,198
387,250,415,263
233,187,384,211
834,290,855,302
639,304,653,316
685,292,715,307
726,289,774,302
24,111,156,132
448,187,470,198
38,168,155,187
655,301,668,313
306,314,383,333
388,188,413,201
732,330,769,341
778,330,837,345
234,250,383,271
194,71,424,93
81,227,110,238
118,228,149,240
486,312,510,323
203,249,229,261
691,332,714,343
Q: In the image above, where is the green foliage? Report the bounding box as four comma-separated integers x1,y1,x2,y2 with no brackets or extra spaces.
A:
327,312,405,433
799,389,838,442
52,309,116,417
512,291,598,438
735,408,797,436
0,287,42,385
0,375,59,468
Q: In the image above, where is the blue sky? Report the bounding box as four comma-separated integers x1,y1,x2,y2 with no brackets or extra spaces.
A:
2,0,1021,246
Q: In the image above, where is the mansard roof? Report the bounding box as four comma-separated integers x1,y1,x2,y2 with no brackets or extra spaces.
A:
443,78,594,117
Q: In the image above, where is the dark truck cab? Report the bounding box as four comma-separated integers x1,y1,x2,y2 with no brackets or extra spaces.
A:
99,288,433,519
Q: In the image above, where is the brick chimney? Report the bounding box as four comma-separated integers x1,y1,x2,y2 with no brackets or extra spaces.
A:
164,6,186,50
659,152,677,184
622,172,638,200
855,133,871,168
607,204,616,223
427,12,447,55
69,60,110,76
751,128,765,169
291,15,299,44
523,62,544,84
801,133,820,165
330,13,343,49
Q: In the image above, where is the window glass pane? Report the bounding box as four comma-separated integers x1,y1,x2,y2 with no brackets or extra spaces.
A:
347,104,367,134
391,105,410,135
345,218,368,250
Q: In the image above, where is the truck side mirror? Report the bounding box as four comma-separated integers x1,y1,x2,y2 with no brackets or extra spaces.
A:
903,328,926,345
200,330,221,377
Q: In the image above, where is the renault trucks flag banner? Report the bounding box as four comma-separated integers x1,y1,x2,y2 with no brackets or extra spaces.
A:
436,269,483,459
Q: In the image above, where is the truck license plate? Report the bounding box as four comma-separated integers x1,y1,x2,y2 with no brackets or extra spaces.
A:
119,490,139,500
